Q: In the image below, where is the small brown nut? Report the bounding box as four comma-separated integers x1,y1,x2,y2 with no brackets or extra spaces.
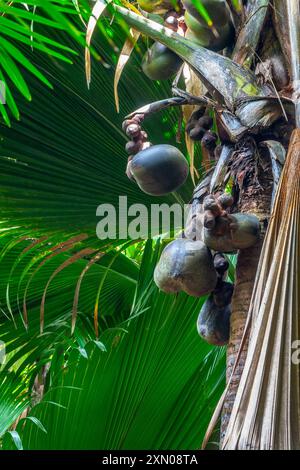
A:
125,140,143,155
190,106,206,121
122,115,144,132
122,119,135,132
186,106,206,134
218,193,234,209
202,131,218,150
140,130,148,142
213,252,229,276
132,113,144,124
198,116,213,130
185,120,195,134
204,210,216,229
203,195,221,215
165,16,178,31
189,125,205,141
126,123,141,138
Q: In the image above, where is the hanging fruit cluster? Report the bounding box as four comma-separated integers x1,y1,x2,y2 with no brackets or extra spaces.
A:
142,42,183,81
186,107,214,141
203,194,261,253
183,0,234,50
139,0,234,82
152,189,260,346
121,1,261,347
154,238,217,297
197,253,233,346
123,115,189,196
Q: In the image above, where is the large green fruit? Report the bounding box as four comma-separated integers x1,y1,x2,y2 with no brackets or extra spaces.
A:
204,213,261,253
197,281,233,346
188,23,234,50
185,10,209,35
142,42,182,80
185,12,234,51
137,0,179,14
197,302,231,345
183,0,230,28
130,144,189,196
185,26,212,48
154,238,217,297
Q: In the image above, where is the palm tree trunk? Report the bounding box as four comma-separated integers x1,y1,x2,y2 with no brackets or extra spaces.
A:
220,149,273,442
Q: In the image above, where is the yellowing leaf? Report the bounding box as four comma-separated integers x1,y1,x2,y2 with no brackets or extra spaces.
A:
85,0,112,88
114,29,140,113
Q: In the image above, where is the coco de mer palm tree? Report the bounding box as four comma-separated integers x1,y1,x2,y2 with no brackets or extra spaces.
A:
87,0,300,449
0,0,299,451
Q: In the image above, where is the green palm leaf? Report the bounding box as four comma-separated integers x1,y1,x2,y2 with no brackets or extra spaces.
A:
0,0,89,125
10,241,226,450
0,4,224,450
0,372,30,437
0,19,194,237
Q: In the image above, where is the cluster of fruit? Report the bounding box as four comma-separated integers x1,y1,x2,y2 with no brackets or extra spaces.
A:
186,106,219,162
123,113,148,158
185,107,215,142
202,193,260,253
184,0,234,51
197,253,233,346
122,106,221,197
123,117,189,196
154,238,235,346
140,0,234,82
121,2,258,346
153,192,260,346
122,142,259,348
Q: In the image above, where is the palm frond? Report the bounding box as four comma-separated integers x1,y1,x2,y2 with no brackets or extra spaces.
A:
0,239,225,449
0,0,90,125
12,241,225,449
0,21,193,238
88,1,266,110
0,233,139,379
0,371,30,437
233,0,270,65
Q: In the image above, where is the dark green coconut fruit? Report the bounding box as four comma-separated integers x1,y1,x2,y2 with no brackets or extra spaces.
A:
142,42,182,80
137,0,179,14
130,144,189,196
183,0,230,28
185,21,234,51
185,10,207,34
185,26,212,48
154,238,217,297
204,213,260,253
197,280,233,346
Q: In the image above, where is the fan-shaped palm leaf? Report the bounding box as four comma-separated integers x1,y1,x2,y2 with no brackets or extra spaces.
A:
0,0,93,125
0,20,193,237
9,241,226,450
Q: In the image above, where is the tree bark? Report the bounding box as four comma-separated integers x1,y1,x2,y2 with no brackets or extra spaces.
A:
220,147,273,442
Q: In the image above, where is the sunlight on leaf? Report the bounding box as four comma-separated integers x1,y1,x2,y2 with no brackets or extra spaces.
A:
114,28,140,113
85,0,112,87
